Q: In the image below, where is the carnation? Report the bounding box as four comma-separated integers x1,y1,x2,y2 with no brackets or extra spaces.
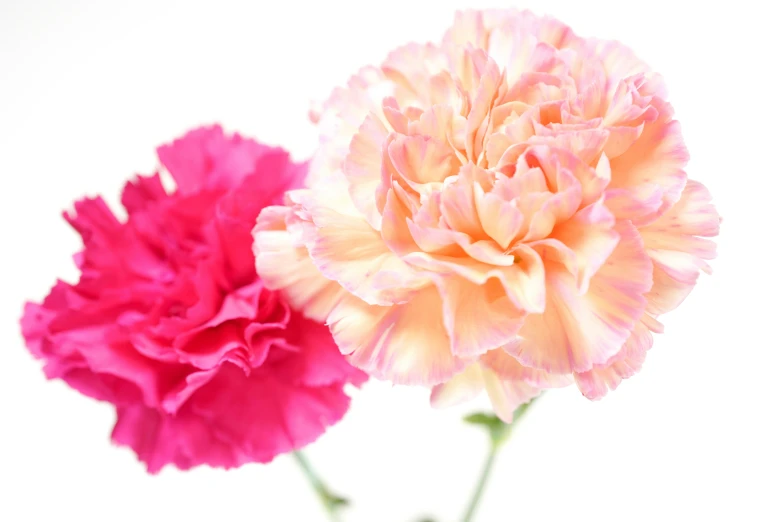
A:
253,9,720,421
22,125,366,472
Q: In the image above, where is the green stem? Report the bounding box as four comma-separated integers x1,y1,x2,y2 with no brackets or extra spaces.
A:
292,450,343,522
461,440,499,522
460,395,541,522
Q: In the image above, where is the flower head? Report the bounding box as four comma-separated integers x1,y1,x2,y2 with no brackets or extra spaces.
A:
254,10,720,420
22,125,366,472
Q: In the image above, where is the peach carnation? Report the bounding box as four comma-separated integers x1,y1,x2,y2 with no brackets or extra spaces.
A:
253,9,720,420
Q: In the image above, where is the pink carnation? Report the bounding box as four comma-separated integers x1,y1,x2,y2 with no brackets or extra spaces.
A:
253,10,720,421
21,125,366,472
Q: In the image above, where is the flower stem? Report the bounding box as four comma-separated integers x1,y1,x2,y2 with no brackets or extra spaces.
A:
461,395,541,522
292,450,345,522
461,441,499,522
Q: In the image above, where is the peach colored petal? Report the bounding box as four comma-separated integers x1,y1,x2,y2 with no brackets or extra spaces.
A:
430,363,484,409
464,52,505,163
430,361,541,423
435,276,526,358
404,247,546,314
252,206,346,322
609,99,688,215
327,288,469,385
604,184,665,225
645,265,696,316
480,347,572,387
549,198,620,292
439,165,492,239
410,104,456,144
476,190,525,249
574,320,653,399
387,134,460,187
483,369,541,423
343,113,389,229
507,221,652,373
640,179,720,285
381,42,449,106
380,187,420,256
307,206,428,306
522,182,581,241
290,8,720,409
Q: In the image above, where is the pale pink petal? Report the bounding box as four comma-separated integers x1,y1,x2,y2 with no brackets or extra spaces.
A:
404,248,546,313
307,206,428,306
549,198,620,292
252,206,346,322
435,276,526,358
604,185,665,225
430,363,485,409
387,134,461,187
609,99,688,214
327,288,469,385
480,348,571,387
645,264,696,316
343,113,389,229
574,320,653,399
482,368,541,423
439,165,493,239
640,179,720,285
507,221,652,373
475,191,525,249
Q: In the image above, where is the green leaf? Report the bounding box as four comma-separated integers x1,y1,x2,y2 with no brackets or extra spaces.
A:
464,395,542,448
463,412,503,428
322,492,350,509
464,412,511,447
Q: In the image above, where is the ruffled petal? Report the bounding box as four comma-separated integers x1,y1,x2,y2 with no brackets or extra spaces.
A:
574,320,653,399
327,288,469,385
507,221,652,373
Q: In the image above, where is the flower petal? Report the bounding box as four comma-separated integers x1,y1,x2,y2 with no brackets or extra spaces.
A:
435,276,526,358
507,220,652,373
482,368,541,423
253,206,346,322
307,204,428,306
550,198,620,292
640,179,720,285
343,113,389,229
480,347,571,387
608,99,688,214
430,363,485,409
327,288,469,385
574,320,653,399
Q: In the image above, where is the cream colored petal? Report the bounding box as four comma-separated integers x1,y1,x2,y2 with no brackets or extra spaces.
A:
507,221,652,373
574,320,653,400
550,198,620,293
327,288,470,386
481,348,572,387
307,205,428,306
482,368,541,423
430,363,485,409
435,276,526,358
252,206,347,322
640,179,720,285
343,113,389,229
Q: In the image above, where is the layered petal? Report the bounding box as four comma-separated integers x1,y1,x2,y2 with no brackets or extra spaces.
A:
507,221,652,373
327,288,468,385
23,126,364,473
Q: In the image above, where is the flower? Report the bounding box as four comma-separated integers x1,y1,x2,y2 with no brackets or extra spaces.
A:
21,125,366,472
253,9,720,421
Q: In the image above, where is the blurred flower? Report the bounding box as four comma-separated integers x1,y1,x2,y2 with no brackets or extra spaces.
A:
253,9,720,421
22,125,366,472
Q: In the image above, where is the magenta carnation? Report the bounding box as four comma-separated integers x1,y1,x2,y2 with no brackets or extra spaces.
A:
21,125,366,473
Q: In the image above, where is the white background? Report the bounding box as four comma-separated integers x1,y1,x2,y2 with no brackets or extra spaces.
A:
1,0,780,520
